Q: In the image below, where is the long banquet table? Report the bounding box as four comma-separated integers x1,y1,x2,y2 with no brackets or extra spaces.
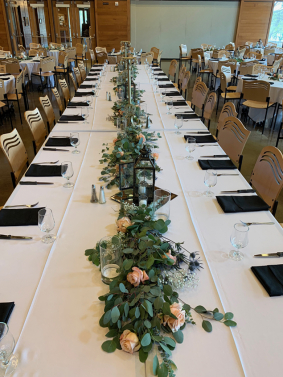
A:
1,64,283,377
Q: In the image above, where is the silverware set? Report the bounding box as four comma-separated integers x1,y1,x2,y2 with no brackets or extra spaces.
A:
240,220,274,226
5,202,39,209
33,160,59,165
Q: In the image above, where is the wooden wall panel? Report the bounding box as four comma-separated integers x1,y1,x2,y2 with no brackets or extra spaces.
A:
0,0,12,51
95,0,130,51
235,0,274,47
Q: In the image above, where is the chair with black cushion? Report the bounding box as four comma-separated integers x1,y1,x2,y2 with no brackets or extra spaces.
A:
216,72,241,114
31,56,56,92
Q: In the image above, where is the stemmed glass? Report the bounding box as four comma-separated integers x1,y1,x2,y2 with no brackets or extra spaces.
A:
38,208,56,243
174,116,183,134
166,101,173,115
278,69,283,82
204,169,217,196
61,161,74,188
0,322,18,376
185,137,196,160
70,132,80,154
86,95,93,109
92,83,97,97
160,89,165,103
229,223,249,261
81,106,89,124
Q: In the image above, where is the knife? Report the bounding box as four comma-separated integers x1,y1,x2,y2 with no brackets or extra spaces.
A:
201,155,228,157
186,132,210,135
220,189,255,194
254,252,283,258
0,234,33,240
19,181,54,185
43,148,70,152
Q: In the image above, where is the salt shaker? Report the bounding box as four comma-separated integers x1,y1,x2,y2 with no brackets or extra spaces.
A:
106,91,109,100
90,184,98,203
99,186,106,204
108,93,112,101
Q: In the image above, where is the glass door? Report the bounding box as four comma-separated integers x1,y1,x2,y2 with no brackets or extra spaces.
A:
53,1,72,46
29,1,51,48
73,1,96,52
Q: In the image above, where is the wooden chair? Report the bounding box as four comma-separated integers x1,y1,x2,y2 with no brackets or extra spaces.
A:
168,60,177,82
0,129,29,188
49,42,62,49
52,87,63,115
141,52,153,65
78,61,87,81
29,49,38,57
216,72,241,114
179,45,190,68
75,43,86,64
4,60,21,77
191,49,204,70
264,48,276,56
197,55,213,86
89,49,96,66
65,47,76,65
217,116,250,171
24,108,47,155
250,146,283,216
31,57,56,91
276,100,283,147
30,43,41,49
237,48,246,59
218,50,227,58
239,80,276,134
150,47,160,60
175,64,186,90
6,70,26,124
203,92,217,130
0,65,6,73
215,101,237,137
237,61,255,77
201,44,208,50
54,51,69,84
191,81,209,118
39,95,55,133
59,79,70,107
0,80,13,129
180,71,191,99
157,50,163,65
225,43,235,51
96,51,108,64
252,64,270,75
37,48,47,57
69,72,78,91
73,67,82,87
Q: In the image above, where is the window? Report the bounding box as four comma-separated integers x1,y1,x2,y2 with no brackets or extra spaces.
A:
269,1,283,43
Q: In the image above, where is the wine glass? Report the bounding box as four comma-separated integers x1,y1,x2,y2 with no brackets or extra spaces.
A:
185,137,196,160
86,95,93,109
229,223,249,261
92,83,97,96
204,169,217,196
166,101,173,115
38,208,56,243
70,132,80,154
174,116,183,134
61,161,74,188
278,69,283,82
81,106,89,124
160,89,165,103
0,322,18,376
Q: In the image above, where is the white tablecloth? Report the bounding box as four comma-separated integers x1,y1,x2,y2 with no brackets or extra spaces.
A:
48,50,60,66
2,75,15,94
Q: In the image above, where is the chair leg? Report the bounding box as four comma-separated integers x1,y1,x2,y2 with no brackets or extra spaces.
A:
17,98,22,124
207,119,211,130
216,93,220,115
10,172,16,188
32,141,37,156
262,106,269,134
270,104,277,131
276,125,282,147
238,155,243,171
272,200,278,217
273,103,280,131
47,121,50,134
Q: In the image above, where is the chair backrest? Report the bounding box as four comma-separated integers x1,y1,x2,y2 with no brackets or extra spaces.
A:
168,60,177,77
89,49,96,62
39,95,55,127
29,49,38,57
246,51,256,59
223,60,237,75
178,65,186,84
216,101,237,134
264,48,276,55
250,146,283,211
140,52,153,65
0,65,6,73
65,47,77,59
69,72,78,91
39,56,55,72
58,51,68,67
73,67,82,86
217,116,250,164
24,108,47,151
76,43,85,57
274,53,283,61
78,60,86,81
192,49,204,60
49,42,62,49
220,72,229,93
157,50,163,63
96,51,108,64
225,43,235,51
0,129,28,181
181,71,190,91
59,78,70,104
218,50,227,58
0,79,5,101
18,44,26,53
191,81,208,109
201,44,208,50
203,92,217,121
95,47,107,54
193,76,202,89
242,80,270,102
221,66,232,82
238,60,255,75
51,87,63,113
179,44,188,57
150,47,160,60
30,43,41,49
272,58,281,72
37,48,47,57
252,63,265,74
14,70,23,93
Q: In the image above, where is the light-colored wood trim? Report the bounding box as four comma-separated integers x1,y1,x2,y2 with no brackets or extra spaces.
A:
47,0,55,42
1,0,12,52
127,0,130,42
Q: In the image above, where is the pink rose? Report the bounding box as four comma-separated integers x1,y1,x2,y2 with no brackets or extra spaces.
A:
152,153,159,160
113,138,118,144
120,330,141,354
162,250,177,265
137,133,146,143
127,267,149,287
163,303,186,332
116,217,132,233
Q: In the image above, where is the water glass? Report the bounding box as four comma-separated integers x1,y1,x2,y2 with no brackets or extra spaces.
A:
81,106,89,124
92,83,97,97
38,208,56,243
174,116,183,134
160,89,165,103
154,188,171,221
0,322,18,376
185,137,196,160
166,101,173,115
229,223,249,261
61,161,74,188
70,132,80,154
100,236,122,285
204,169,217,196
86,95,93,109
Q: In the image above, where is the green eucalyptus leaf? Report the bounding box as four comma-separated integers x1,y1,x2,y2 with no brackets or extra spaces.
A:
163,285,173,296
123,259,133,271
111,307,120,323
172,330,184,344
105,329,118,338
124,302,129,317
154,297,163,310
101,340,117,353
224,312,234,320
144,320,151,329
194,305,207,313
85,249,94,256
143,300,153,317
141,333,151,347
150,287,161,296
202,320,212,333
182,304,191,312
123,248,134,254
119,283,129,293
213,312,224,321
103,310,112,325
158,362,168,377
160,342,172,356
135,306,140,318
224,320,237,327
153,355,159,376
163,337,176,348
139,348,148,363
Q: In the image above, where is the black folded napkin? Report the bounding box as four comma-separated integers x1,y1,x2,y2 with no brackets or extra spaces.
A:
67,101,89,108
79,84,94,89
0,73,11,76
0,77,10,81
84,78,98,81
216,195,270,213
92,65,103,67
169,101,188,107
184,134,216,143
0,302,15,323
251,264,283,297
25,164,62,177
157,78,170,82
198,159,236,170
177,114,200,120
0,208,45,226
59,115,84,122
153,69,163,72
158,84,175,88
209,58,220,61
88,73,100,76
155,73,166,77
244,74,258,78
269,82,275,85
242,77,257,80
163,92,181,97
74,91,94,97
45,137,72,147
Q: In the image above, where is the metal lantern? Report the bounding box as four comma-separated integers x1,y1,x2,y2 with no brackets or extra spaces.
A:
133,146,156,205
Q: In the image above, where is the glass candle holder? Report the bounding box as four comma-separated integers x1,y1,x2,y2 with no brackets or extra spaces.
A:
139,194,148,207
153,188,171,221
100,236,121,285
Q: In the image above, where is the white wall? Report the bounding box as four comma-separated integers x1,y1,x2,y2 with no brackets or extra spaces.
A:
131,1,240,58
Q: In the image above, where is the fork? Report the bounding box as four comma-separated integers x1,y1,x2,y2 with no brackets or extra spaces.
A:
5,201,39,208
240,220,274,226
197,144,218,147
33,161,59,165
217,174,239,176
